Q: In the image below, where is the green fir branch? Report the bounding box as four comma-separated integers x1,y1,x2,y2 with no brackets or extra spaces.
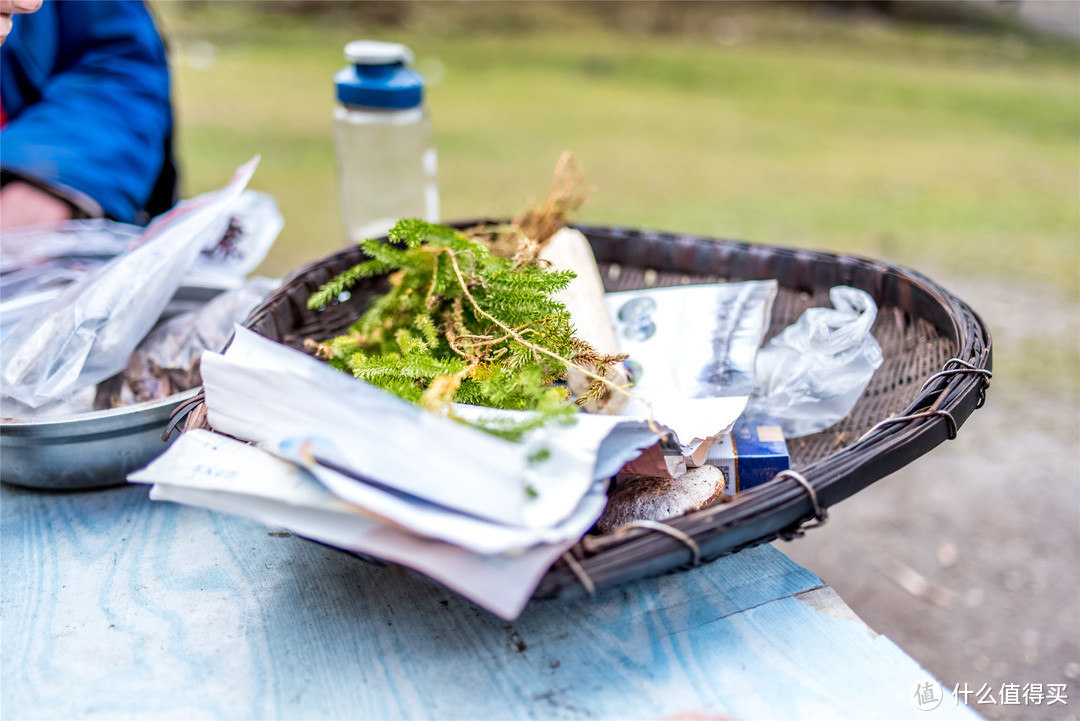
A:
307,218,628,441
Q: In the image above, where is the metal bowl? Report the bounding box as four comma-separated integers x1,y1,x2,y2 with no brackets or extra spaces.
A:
0,389,197,491
0,284,229,491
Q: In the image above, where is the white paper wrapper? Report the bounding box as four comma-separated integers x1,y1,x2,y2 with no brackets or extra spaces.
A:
539,228,630,413
131,431,572,620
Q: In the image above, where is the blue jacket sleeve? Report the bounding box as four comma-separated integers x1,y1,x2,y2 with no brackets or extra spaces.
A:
0,0,173,224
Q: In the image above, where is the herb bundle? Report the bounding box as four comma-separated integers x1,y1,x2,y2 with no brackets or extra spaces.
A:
306,214,627,440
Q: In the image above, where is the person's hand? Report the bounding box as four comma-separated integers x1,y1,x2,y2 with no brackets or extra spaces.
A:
0,0,42,46
0,182,74,228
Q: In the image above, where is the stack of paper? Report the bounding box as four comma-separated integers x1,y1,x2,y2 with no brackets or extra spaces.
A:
132,279,777,618
132,327,658,619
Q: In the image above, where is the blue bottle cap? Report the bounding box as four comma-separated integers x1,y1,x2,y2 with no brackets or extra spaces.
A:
335,40,424,110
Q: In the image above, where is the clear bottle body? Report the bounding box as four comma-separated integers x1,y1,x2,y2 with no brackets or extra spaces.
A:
333,104,438,242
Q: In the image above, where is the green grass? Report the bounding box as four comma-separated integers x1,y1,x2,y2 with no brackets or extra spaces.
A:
154,1,1079,302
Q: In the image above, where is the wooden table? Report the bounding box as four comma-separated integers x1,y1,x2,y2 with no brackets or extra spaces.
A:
2,481,980,720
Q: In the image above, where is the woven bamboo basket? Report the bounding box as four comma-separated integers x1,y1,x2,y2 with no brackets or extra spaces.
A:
181,222,992,599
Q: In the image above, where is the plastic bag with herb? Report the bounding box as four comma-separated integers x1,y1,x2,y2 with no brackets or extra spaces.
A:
0,159,260,409
95,277,279,409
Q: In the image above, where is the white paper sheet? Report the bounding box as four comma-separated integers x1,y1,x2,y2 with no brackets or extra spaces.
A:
268,435,612,555
605,281,777,443
130,431,575,619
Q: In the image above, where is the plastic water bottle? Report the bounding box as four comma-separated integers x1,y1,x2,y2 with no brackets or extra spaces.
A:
333,40,438,242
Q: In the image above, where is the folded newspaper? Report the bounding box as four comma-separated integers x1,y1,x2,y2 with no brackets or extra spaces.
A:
132,279,777,618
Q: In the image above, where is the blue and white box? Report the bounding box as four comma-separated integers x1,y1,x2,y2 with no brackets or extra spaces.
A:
705,417,790,493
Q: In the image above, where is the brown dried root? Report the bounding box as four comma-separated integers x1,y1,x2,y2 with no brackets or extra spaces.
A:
469,152,594,261
516,151,594,249
304,338,335,360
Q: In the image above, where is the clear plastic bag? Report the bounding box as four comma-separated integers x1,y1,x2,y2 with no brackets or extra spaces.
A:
746,286,884,438
0,159,261,409
0,219,139,300
95,277,279,409
0,191,281,305
183,190,284,287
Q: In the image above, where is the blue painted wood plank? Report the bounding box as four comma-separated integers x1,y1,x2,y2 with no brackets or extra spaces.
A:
1,482,979,720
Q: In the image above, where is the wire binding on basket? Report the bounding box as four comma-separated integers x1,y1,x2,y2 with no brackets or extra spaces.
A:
611,520,702,566
561,551,596,595
950,357,992,408
860,408,958,442
775,470,829,540
920,357,992,408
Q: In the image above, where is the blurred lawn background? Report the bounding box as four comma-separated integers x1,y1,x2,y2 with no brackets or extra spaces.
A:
153,1,1078,395
155,1,1078,282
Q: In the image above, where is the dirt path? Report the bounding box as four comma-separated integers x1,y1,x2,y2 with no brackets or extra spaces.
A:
777,273,1080,720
